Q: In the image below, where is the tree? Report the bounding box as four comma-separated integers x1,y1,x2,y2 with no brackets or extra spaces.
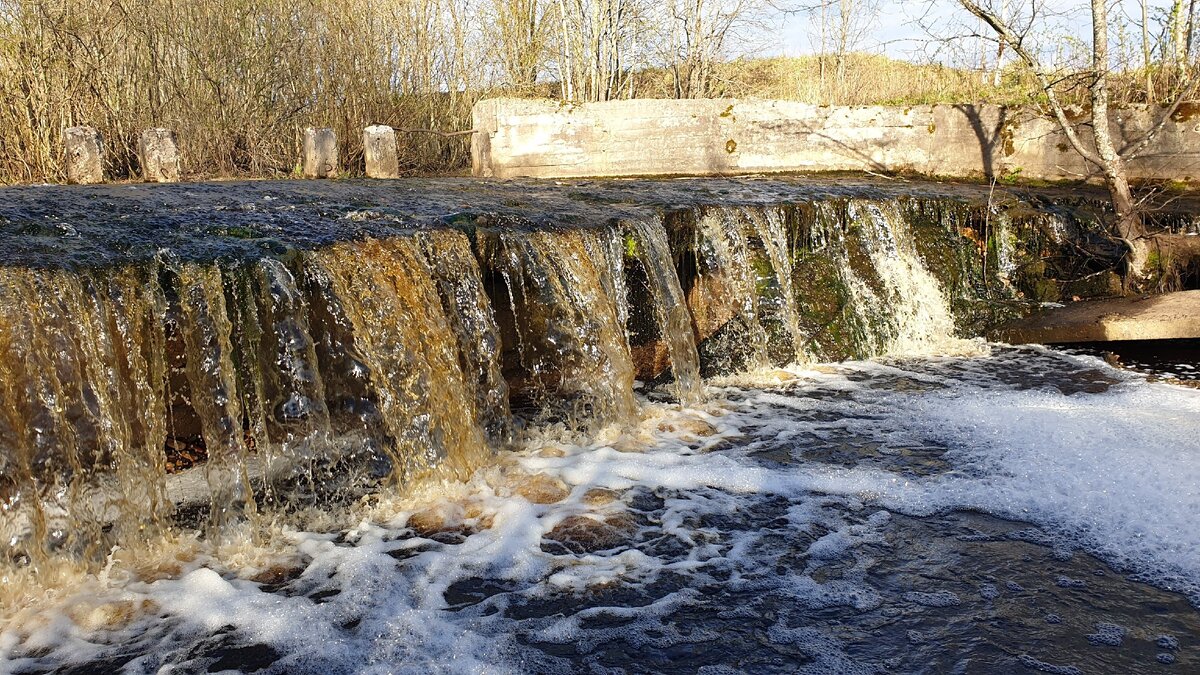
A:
552,0,649,101
796,0,880,103
491,0,550,89
959,0,1200,286
662,0,767,98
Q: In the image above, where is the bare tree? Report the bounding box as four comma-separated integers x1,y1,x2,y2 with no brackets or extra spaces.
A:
491,0,551,89
662,0,767,98
959,0,1200,285
793,0,879,103
552,0,651,101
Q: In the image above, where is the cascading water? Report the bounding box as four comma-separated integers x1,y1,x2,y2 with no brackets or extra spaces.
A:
691,207,773,372
2,178,1195,674
839,200,966,355
741,205,808,362
475,226,637,428
623,219,703,405
0,187,983,576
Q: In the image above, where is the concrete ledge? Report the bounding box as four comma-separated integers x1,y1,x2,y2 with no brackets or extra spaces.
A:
472,98,1200,182
994,290,1200,344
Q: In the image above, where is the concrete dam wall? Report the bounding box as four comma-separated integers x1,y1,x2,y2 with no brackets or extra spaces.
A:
471,98,1200,182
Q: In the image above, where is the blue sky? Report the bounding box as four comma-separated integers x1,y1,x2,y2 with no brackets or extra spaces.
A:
764,0,1183,64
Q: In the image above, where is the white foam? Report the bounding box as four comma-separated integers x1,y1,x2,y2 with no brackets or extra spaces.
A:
5,349,1200,672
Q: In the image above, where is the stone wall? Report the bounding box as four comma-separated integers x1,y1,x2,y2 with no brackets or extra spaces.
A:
471,98,1200,182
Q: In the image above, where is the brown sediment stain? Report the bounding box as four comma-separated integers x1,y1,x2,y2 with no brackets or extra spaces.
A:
1170,101,1200,123
726,139,738,154
1001,119,1019,156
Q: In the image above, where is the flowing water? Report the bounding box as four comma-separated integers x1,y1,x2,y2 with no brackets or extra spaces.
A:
0,178,1197,674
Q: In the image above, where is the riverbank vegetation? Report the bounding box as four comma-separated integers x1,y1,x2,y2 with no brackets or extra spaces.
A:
0,0,1196,187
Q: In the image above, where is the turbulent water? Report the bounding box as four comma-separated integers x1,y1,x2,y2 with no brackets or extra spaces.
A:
3,349,1198,674
1,178,1197,674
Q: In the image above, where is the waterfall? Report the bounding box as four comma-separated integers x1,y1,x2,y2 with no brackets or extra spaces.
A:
0,266,170,563
693,208,772,371
841,201,962,355
742,205,807,362
476,226,636,428
0,187,1000,584
625,219,703,405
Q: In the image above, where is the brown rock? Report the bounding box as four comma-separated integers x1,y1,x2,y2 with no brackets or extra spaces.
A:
658,417,718,439
630,341,672,381
582,487,622,506
545,511,638,553
407,503,464,536
687,272,739,343
515,472,570,504
249,564,303,586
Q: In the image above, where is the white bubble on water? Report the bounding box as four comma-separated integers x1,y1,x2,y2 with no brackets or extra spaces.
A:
4,348,1200,673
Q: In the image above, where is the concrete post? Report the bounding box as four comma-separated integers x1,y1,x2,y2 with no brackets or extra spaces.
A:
64,126,104,184
138,128,181,183
363,125,400,179
303,127,339,178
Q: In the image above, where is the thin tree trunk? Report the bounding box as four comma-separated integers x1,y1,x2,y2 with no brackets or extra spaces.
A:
1090,0,1151,277
1142,0,1154,102
1172,0,1189,68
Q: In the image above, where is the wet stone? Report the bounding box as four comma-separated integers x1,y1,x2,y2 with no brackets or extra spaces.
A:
544,512,638,553
514,473,570,504
582,487,622,506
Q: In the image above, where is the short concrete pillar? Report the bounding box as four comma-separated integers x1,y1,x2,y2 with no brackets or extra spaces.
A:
64,126,104,184
303,127,339,178
363,125,400,179
138,128,181,183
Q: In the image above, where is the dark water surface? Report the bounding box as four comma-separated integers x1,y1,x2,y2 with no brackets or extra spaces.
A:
1059,339,1200,386
0,176,1113,269
6,345,1198,675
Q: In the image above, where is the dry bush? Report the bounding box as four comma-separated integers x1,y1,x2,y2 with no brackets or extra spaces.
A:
633,54,1048,106
0,0,496,183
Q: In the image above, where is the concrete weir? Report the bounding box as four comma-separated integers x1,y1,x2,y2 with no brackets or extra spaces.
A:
994,290,1200,344
471,98,1200,182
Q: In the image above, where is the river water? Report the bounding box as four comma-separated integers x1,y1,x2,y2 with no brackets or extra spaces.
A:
1,179,1197,674
3,345,1198,674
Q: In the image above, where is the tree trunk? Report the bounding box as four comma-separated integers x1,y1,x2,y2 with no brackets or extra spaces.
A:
1172,0,1189,68
1142,0,1154,102
1090,0,1156,282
